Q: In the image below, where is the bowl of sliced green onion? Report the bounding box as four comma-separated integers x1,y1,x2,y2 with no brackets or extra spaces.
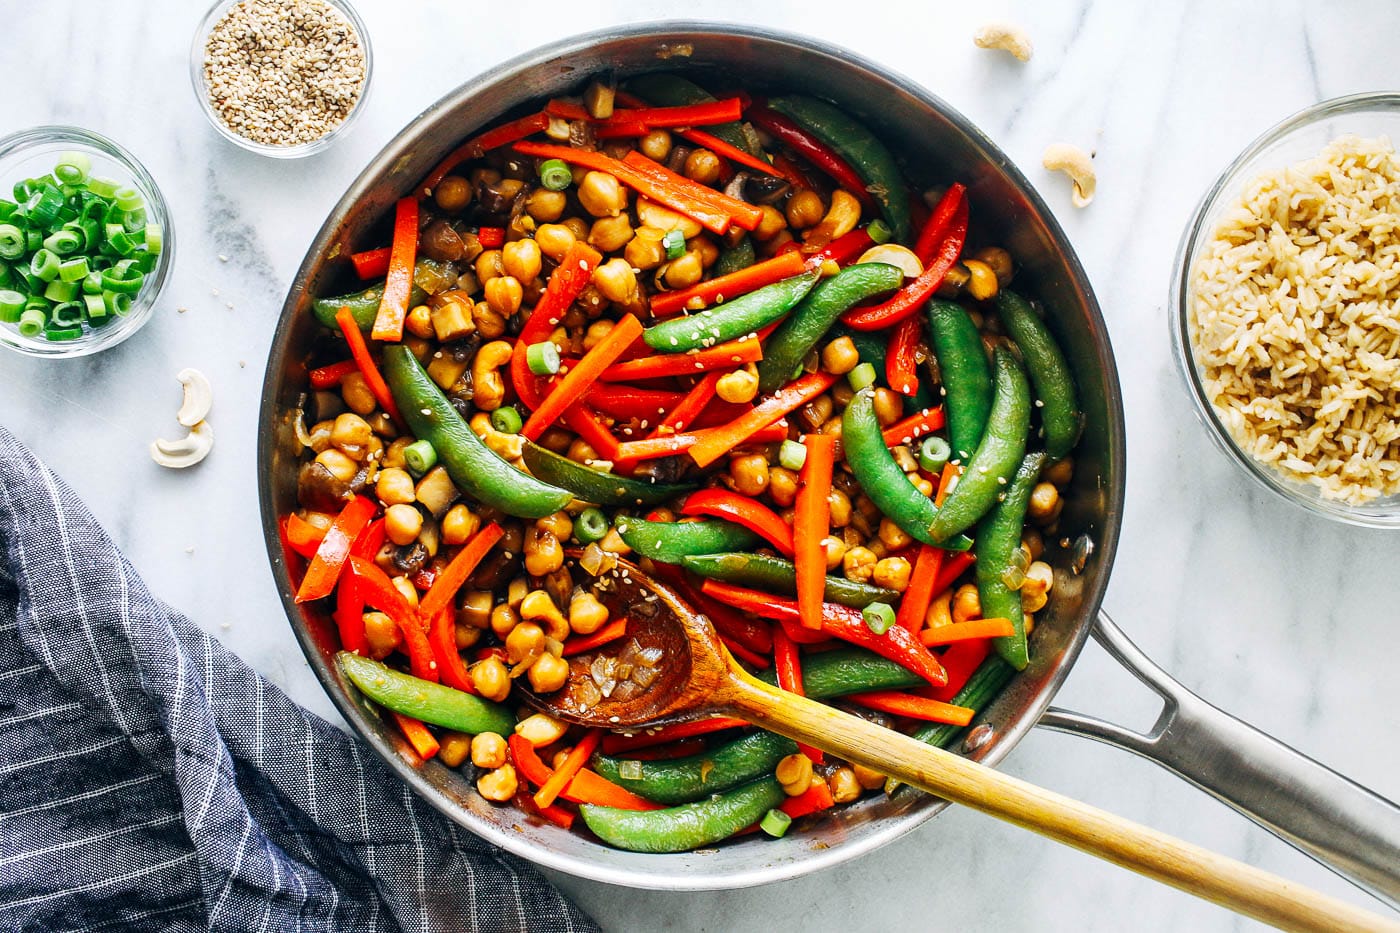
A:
0,126,172,358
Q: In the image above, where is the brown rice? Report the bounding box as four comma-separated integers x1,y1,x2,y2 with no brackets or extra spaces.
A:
1189,135,1400,504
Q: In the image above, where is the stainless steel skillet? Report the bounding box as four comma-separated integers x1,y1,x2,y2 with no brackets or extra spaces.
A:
256,22,1399,905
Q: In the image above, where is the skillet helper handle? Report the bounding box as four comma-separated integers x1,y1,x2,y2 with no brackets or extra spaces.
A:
719,670,1396,933
1039,612,1400,911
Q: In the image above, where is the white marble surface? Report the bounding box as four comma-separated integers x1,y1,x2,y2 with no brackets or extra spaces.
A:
3,2,1397,930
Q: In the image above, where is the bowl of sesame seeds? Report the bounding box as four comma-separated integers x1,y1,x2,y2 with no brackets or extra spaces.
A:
191,0,372,158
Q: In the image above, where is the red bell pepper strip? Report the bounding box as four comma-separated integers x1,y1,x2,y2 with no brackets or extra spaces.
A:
419,523,504,622
543,99,590,120
656,567,774,656
308,359,358,391
794,434,835,630
887,316,923,396
600,335,763,382
681,488,795,557
535,730,603,809
514,788,577,829
928,638,992,702
913,182,967,265
843,187,968,330
345,557,438,683
562,617,628,656
654,371,721,435
931,550,977,595
593,121,651,139
780,776,836,818
621,151,764,231
421,112,551,192
295,496,376,603
585,384,686,421
285,513,327,557
352,518,386,560
650,250,808,317
618,738,709,761
846,690,974,726
427,603,475,693
920,617,1015,646
675,127,794,182
807,228,875,269
773,626,823,763
689,372,838,468
508,734,661,810
895,545,944,634
699,579,826,645
881,406,947,447
476,227,506,249
349,247,391,280
371,197,419,342
719,635,771,670
391,712,440,759
745,104,877,209
613,98,744,128
522,314,643,440
334,307,404,426
512,241,602,409
614,421,787,462
333,567,368,655
600,717,751,755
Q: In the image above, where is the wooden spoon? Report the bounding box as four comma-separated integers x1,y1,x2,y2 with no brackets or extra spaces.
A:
530,561,1396,933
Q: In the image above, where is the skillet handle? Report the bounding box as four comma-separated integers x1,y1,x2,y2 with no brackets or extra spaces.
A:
1039,611,1400,910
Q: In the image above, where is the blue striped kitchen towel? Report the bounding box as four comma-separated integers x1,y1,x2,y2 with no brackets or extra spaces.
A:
0,425,597,933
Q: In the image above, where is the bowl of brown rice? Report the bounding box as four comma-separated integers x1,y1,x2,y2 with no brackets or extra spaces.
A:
1173,92,1400,526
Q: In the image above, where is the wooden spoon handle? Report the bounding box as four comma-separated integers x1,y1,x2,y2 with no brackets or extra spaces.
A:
718,671,1397,933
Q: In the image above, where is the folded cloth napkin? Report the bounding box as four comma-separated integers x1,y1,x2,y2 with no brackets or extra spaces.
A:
0,427,597,933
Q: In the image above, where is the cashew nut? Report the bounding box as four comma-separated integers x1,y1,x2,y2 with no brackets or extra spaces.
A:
974,22,1034,62
806,189,862,244
151,420,214,469
469,412,524,463
1042,143,1096,207
471,340,513,412
176,368,213,426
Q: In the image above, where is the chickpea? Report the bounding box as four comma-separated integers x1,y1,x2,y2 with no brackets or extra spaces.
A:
878,517,913,551
578,171,626,216
437,503,477,547
822,535,847,571
474,248,504,284
500,239,542,284
689,234,720,269
523,526,564,577
785,189,826,230
405,303,435,339
315,448,358,483
362,611,400,660
827,488,853,528
470,732,508,769
952,584,981,624
1044,456,1074,488
729,453,770,497
1022,528,1044,561
768,466,799,508
683,148,721,184
963,259,1000,301
1028,482,1061,524
586,213,632,252
662,250,703,289
524,188,566,222
489,602,520,639
506,621,545,665
391,575,419,609
373,467,414,507
593,258,638,304
428,731,470,768
477,763,518,802
911,474,935,497
471,302,507,339
716,365,760,404
382,437,410,470
843,546,876,583
872,388,904,427
1021,560,1054,614
821,336,860,375
569,591,609,635
873,556,912,592
639,129,672,162
471,657,511,703
852,763,886,790
514,712,568,747
328,411,372,455
829,767,861,804
582,319,616,352
973,246,1014,285
567,438,599,465
534,223,576,261
528,653,570,693
625,226,667,270
752,204,787,241
484,275,523,318
433,175,472,213
776,753,814,796
529,512,568,543
340,371,377,416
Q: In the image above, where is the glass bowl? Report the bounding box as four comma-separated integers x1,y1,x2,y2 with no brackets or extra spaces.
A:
1171,92,1400,528
190,0,373,159
0,126,174,359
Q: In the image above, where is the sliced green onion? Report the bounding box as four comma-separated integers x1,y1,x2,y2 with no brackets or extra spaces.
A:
132,250,157,274
54,152,91,185
662,228,686,260
538,158,573,191
573,507,609,544
102,289,132,317
490,405,523,435
617,759,644,781
403,439,438,476
105,226,136,256
760,808,792,838
0,290,25,323
24,229,41,252
867,219,893,244
100,267,144,294
30,248,60,282
50,300,84,328
43,324,83,342
862,601,896,635
14,269,42,294
0,224,24,260
0,199,16,221
85,176,119,199
526,340,561,376
17,308,46,338
58,257,90,283
0,261,9,289
22,186,63,227
81,270,103,294
918,435,951,473
83,292,106,320
144,223,163,254
44,229,83,256
848,362,877,392
112,186,143,212
778,439,808,472
43,279,78,303
121,208,146,233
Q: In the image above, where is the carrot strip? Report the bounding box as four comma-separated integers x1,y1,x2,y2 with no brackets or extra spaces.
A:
675,127,794,182
522,314,643,440
349,246,390,280
508,734,661,810
514,788,576,829
335,307,404,426
560,403,622,461
650,250,807,318
931,551,976,595
535,730,603,809
295,495,376,603
371,197,419,342
881,406,947,446
614,421,787,461
934,462,961,508
774,626,823,762
562,617,628,656
896,545,943,634
920,617,1015,646
600,717,751,755
600,335,763,382
614,98,743,128
419,523,504,621
391,712,440,759
622,151,764,230
308,359,358,391
655,371,721,434
794,434,835,629
846,690,975,726
422,112,551,192
513,241,603,410
689,372,838,468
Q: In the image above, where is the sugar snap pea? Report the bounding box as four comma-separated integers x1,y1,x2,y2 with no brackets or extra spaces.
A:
642,270,818,353
579,777,787,854
995,290,1083,461
680,552,898,608
338,652,515,737
975,452,1045,669
887,654,1016,794
312,258,454,331
615,517,758,565
928,300,993,463
756,647,922,697
714,236,755,276
592,731,797,806
521,442,693,507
